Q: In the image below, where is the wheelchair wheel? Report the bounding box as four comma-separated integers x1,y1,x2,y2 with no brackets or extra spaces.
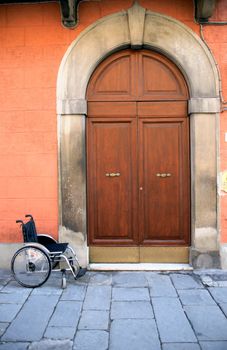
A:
61,271,67,289
65,246,80,277
11,246,51,288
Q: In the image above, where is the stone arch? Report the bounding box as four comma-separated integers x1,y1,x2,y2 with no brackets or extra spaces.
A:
57,3,220,268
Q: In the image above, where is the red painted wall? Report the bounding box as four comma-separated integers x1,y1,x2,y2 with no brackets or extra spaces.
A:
0,0,226,243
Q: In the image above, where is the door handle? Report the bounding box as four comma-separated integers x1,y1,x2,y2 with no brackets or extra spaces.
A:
105,173,121,177
156,173,171,178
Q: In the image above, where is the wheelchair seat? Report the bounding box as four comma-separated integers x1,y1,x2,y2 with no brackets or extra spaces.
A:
43,243,68,253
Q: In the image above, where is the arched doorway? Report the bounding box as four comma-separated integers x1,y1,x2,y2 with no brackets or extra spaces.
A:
86,49,190,263
57,3,220,268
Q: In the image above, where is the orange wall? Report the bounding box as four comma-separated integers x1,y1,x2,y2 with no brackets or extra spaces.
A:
206,1,227,243
0,0,226,243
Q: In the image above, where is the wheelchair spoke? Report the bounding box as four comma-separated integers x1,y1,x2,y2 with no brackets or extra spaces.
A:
11,246,51,288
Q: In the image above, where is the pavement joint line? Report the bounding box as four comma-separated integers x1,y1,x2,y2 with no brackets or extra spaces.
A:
42,290,63,340
205,283,227,319
149,294,162,348
108,280,113,347
73,283,89,343
174,281,201,345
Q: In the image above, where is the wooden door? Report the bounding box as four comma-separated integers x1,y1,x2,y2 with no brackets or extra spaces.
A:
138,102,190,246
87,102,138,245
86,49,190,258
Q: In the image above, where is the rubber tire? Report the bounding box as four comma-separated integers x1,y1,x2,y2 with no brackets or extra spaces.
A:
11,245,51,288
62,276,67,289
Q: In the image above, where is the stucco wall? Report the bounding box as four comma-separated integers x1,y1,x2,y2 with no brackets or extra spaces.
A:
0,0,227,267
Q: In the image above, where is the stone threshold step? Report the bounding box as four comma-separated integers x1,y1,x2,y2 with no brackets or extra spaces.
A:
88,263,193,271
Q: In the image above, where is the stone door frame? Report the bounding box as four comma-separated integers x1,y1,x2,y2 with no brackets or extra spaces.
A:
57,3,220,268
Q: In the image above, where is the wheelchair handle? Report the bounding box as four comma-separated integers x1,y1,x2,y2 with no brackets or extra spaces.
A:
16,220,24,224
25,214,33,220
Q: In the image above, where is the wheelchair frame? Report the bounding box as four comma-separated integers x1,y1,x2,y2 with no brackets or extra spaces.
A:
11,215,82,289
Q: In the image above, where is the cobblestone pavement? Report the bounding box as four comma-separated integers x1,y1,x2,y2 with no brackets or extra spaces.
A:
0,269,227,350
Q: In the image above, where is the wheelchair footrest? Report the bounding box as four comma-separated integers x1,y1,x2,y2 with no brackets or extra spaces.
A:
75,267,87,280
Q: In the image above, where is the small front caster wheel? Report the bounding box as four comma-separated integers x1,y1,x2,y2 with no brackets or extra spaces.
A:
61,269,67,289
62,275,67,289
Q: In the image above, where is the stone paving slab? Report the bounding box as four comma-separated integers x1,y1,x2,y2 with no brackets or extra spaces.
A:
0,342,29,350
44,326,76,340
1,281,31,296
0,292,30,304
0,324,8,338
153,297,197,342
83,286,111,310
0,279,11,291
109,319,161,350
112,272,148,287
0,272,12,291
200,341,227,350
31,285,62,296
0,304,22,323
78,310,109,330
111,301,154,319
48,301,82,327
29,339,73,350
112,287,150,301
178,289,216,306
74,330,108,350
61,285,87,301
208,287,227,303
170,273,203,290
184,305,227,341
0,271,11,280
89,273,112,286
148,274,177,297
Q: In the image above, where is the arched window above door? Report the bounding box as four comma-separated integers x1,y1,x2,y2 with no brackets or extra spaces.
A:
87,50,188,102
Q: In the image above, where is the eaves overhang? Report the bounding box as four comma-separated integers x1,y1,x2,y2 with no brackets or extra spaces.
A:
0,0,219,27
0,0,83,28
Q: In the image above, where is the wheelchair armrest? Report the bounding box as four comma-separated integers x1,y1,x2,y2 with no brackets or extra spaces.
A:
37,234,58,245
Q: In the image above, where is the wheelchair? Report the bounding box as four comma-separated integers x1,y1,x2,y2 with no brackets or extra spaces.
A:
11,215,86,289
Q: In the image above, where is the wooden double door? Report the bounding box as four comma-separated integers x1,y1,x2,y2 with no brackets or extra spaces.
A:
86,50,190,261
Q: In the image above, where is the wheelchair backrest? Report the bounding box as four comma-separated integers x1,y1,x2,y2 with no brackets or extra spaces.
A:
22,219,38,243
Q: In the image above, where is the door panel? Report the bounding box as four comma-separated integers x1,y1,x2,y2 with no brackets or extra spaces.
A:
87,118,138,245
138,101,187,117
87,51,137,101
139,117,190,245
88,101,137,118
138,51,188,100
